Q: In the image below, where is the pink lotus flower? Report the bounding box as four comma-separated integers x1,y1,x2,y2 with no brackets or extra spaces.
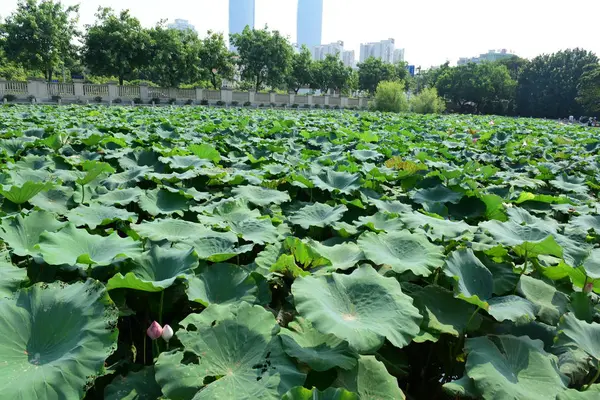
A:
147,321,163,340
584,282,594,294
472,138,478,144
489,120,495,125
162,324,174,341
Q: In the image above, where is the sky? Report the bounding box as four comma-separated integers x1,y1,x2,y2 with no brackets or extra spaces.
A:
1,0,600,68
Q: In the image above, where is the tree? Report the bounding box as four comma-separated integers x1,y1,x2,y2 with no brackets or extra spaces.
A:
414,62,450,93
494,55,529,80
143,24,202,87
286,45,313,93
310,54,351,94
199,32,235,90
516,48,599,118
373,80,409,113
343,69,359,96
358,57,395,94
2,0,79,81
230,26,293,92
82,8,150,85
410,87,446,114
577,64,600,115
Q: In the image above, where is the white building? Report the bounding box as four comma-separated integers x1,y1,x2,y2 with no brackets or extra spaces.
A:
312,41,344,61
168,19,197,32
457,49,517,65
359,38,395,63
393,48,405,63
342,50,356,68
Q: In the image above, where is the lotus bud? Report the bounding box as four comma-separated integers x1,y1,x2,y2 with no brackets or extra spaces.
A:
584,282,594,294
147,321,163,340
162,324,174,341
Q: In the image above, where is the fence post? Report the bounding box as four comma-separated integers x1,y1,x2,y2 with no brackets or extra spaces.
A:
269,92,276,105
359,97,368,109
289,93,295,105
195,87,203,101
248,91,256,105
341,96,349,108
324,95,330,106
28,79,48,101
107,82,118,101
139,83,149,103
0,79,6,96
73,80,84,98
307,94,313,106
221,88,233,104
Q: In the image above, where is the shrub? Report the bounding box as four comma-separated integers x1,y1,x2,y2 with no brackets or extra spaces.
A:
216,100,226,106
243,101,252,107
113,98,123,104
333,105,340,110
3,94,17,102
291,104,299,108
410,87,446,114
168,98,177,105
270,102,277,108
303,104,311,109
373,80,409,113
94,96,103,103
27,95,36,103
231,101,239,106
259,103,264,108
133,98,143,104
324,104,331,109
185,99,194,105
314,104,321,109
150,97,161,105
280,103,287,108
51,95,62,103
200,99,209,105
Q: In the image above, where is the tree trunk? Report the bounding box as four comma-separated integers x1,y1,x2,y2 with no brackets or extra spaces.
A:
211,73,218,90
47,69,53,82
255,76,260,92
119,76,124,86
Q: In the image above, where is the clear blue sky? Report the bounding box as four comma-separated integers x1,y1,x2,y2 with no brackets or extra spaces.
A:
2,0,600,68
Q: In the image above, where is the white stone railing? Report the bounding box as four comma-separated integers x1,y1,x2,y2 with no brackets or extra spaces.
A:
0,79,370,108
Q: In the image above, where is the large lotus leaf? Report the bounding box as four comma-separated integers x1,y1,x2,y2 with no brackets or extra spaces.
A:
479,220,563,257
0,280,118,399
29,187,74,214
334,355,406,400
582,249,600,279
229,218,279,245
355,212,405,233
102,166,152,189
132,219,212,242
292,265,422,353
443,249,494,310
550,175,588,194
288,203,348,229
182,231,253,262
369,199,413,214
572,215,600,233
279,317,358,371
186,263,270,306
155,302,305,400
461,335,567,400
37,224,142,266
487,295,537,323
232,185,291,206
0,181,54,204
358,231,445,277
282,387,358,400
0,210,65,256
557,385,600,400
196,199,261,227
66,203,137,229
104,367,162,400
399,212,473,240
557,313,600,361
139,188,189,216
97,187,144,206
443,375,480,399
75,160,115,186
517,275,569,325
189,143,221,163
311,169,361,194
159,155,213,170
0,260,27,298
412,184,463,204
306,239,364,271
107,245,198,292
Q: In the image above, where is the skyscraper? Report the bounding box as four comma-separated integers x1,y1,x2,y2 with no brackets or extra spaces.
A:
229,0,255,51
297,0,323,50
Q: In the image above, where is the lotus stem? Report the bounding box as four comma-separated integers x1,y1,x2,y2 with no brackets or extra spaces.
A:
584,362,600,390
143,333,147,364
80,184,85,204
158,291,164,325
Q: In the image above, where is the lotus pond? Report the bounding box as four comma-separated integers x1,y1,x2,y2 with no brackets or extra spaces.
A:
1,105,600,399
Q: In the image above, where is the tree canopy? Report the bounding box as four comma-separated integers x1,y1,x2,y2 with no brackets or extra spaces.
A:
198,32,234,90
286,46,313,94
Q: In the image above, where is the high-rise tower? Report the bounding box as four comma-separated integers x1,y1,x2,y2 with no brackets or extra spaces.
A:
297,0,323,51
229,0,255,51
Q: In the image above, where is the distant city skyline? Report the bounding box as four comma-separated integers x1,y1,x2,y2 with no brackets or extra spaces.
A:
228,0,255,51
297,0,323,50
2,0,600,68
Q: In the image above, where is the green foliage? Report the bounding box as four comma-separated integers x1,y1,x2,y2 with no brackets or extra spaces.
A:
577,64,600,115
198,31,235,89
310,54,352,94
230,26,294,91
358,57,409,94
373,80,409,112
410,87,446,114
287,45,313,93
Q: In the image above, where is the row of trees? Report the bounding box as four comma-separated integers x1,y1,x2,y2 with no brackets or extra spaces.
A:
416,49,600,117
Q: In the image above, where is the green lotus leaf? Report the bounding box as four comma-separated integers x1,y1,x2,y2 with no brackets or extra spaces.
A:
355,212,405,233
409,285,481,340
358,231,445,277
139,188,189,216
186,263,270,306
0,259,27,298
334,355,406,400
0,180,54,204
292,265,422,353
189,143,221,163
369,199,413,214
75,160,115,186
306,239,364,271
97,187,144,206
311,169,361,194
37,224,142,266
412,184,463,204
557,385,600,400
232,185,291,206
557,313,600,361
0,210,65,256
517,275,569,325
480,220,563,257
550,174,588,194
182,231,253,262
279,317,358,371
288,203,348,229
399,211,473,240
159,155,214,169
0,280,118,399
104,367,162,400
443,249,493,310
155,302,305,400
581,248,600,279
102,166,152,189
487,295,537,322
29,187,74,214
107,245,198,292
229,218,279,244
460,335,567,400
132,218,212,242
282,387,358,400
197,199,261,227
443,375,480,399
66,203,137,229
572,215,600,233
